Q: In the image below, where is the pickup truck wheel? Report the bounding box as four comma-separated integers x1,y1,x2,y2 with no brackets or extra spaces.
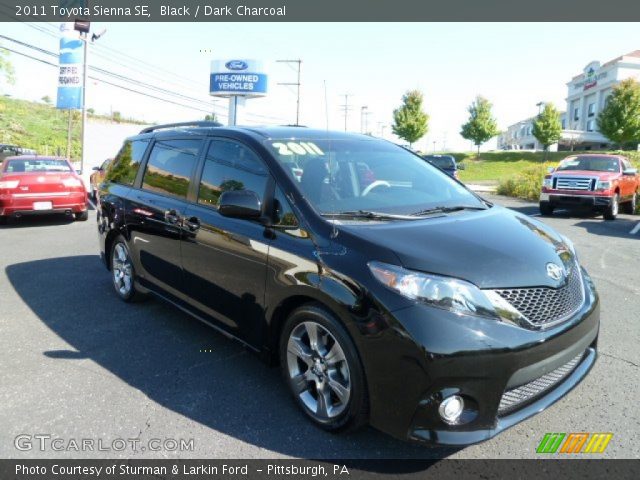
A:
603,193,619,220
624,191,637,214
539,202,554,216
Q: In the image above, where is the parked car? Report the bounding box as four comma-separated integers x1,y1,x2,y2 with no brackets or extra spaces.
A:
90,158,113,200
422,154,464,179
540,154,639,220
98,123,599,445
0,156,88,223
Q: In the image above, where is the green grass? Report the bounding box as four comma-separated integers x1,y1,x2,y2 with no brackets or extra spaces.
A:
1,96,82,160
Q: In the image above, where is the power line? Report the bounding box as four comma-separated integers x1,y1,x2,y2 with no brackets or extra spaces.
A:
1,34,289,123
339,94,353,132
276,59,302,125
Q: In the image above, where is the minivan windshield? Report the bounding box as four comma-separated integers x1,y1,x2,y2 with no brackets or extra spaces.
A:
424,155,455,169
556,156,620,173
266,138,485,217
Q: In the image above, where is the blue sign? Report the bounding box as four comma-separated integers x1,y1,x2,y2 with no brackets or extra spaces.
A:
210,59,268,98
209,73,268,96
56,31,83,110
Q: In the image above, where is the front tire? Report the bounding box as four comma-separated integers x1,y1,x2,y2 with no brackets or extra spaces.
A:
603,193,619,220
110,237,146,302
623,191,637,214
280,304,368,433
74,210,89,221
539,202,554,216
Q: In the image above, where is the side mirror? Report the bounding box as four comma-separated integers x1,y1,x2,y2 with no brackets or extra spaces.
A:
457,163,465,170
623,168,638,176
547,166,555,173
92,166,101,171
219,190,262,219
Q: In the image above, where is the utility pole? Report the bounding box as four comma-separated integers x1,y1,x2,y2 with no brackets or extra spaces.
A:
536,101,545,115
360,106,367,133
80,32,88,174
339,94,352,132
277,59,302,125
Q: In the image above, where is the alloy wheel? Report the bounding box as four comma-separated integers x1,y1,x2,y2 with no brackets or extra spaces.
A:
112,243,133,296
286,321,351,421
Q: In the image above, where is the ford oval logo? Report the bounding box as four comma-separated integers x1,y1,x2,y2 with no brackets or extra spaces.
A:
546,263,565,282
225,60,248,71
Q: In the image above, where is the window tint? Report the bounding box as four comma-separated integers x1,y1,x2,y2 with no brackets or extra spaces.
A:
106,139,149,185
198,139,268,208
142,139,201,198
273,186,299,227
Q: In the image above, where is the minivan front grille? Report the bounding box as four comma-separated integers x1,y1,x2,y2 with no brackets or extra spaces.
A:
498,352,584,416
555,176,594,191
491,261,584,327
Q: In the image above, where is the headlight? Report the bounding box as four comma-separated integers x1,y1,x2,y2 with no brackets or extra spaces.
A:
368,261,498,319
559,234,578,259
596,180,611,191
543,177,553,188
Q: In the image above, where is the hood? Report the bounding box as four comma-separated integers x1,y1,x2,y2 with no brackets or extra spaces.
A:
336,206,574,289
553,169,619,180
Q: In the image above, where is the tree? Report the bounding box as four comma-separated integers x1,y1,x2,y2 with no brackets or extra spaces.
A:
392,90,429,146
0,45,15,89
532,102,562,158
460,96,499,158
204,113,218,122
41,95,52,105
597,78,640,149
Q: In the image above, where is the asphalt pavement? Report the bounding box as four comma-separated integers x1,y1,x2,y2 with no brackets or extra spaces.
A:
0,195,638,460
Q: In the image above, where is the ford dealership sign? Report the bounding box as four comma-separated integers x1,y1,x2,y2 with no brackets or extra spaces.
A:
210,59,267,97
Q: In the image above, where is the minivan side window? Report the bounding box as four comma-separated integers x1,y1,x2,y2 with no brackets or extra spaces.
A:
142,139,201,199
106,139,149,186
198,139,268,208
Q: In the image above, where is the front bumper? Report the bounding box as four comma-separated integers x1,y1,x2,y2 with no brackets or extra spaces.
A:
362,269,599,445
540,192,611,208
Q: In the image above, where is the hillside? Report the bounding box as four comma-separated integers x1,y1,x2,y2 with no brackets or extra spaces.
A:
0,96,148,161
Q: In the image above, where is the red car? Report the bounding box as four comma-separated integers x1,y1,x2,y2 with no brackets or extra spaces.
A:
0,156,88,223
540,154,639,220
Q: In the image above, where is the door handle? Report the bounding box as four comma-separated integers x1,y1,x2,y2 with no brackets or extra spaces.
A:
164,209,180,225
184,216,201,232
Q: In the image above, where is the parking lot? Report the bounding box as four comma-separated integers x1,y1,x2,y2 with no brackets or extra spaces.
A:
0,194,638,460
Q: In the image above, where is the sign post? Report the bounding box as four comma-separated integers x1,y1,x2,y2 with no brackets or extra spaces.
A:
209,60,268,126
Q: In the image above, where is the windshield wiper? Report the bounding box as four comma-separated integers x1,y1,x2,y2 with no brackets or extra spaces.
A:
410,205,488,216
322,210,421,220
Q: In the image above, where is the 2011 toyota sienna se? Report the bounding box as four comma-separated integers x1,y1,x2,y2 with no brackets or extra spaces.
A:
97,122,599,445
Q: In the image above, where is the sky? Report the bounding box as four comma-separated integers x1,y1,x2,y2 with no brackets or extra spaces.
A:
1,22,639,151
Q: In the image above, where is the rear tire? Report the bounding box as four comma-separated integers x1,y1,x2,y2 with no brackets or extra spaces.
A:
539,202,554,216
280,304,368,433
110,236,146,302
0,215,6,225
603,193,619,220
74,210,89,221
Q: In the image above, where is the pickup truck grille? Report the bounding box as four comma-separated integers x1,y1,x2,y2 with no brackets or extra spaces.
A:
554,176,595,191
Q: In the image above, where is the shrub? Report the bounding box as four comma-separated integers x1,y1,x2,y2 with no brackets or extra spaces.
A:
497,164,553,201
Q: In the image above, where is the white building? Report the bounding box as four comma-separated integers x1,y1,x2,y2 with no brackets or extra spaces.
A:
498,50,640,151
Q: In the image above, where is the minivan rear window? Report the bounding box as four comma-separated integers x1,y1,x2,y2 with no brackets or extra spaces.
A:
106,139,149,186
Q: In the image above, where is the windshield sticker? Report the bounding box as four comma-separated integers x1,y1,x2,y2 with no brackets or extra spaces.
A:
271,142,325,156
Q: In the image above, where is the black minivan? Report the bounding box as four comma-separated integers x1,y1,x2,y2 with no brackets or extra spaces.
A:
97,122,599,445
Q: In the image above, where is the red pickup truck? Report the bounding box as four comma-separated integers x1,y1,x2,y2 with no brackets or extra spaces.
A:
540,154,639,220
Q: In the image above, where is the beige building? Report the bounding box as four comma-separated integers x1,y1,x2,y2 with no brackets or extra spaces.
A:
498,50,640,151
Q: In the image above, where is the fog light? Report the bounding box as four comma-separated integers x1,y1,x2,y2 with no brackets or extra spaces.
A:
439,395,464,424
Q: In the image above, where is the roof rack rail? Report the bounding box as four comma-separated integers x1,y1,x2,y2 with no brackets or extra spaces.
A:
139,121,223,134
